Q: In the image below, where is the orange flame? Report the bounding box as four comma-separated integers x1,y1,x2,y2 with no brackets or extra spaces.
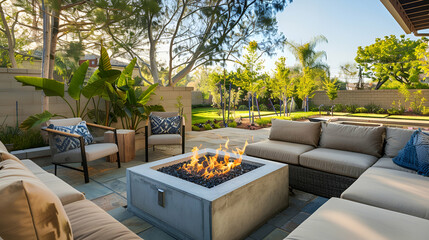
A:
178,139,248,179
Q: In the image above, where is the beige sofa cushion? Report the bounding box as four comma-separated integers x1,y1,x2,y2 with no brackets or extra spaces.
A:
21,159,47,175
37,172,85,205
0,159,73,240
0,140,7,152
319,123,385,157
269,119,321,147
299,148,378,178
64,199,141,240
384,127,414,158
285,198,429,240
341,167,429,220
245,140,314,165
372,157,416,173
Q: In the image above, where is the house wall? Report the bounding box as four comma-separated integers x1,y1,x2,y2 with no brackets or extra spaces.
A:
311,89,429,109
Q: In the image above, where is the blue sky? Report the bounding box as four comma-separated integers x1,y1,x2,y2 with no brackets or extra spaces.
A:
265,0,420,81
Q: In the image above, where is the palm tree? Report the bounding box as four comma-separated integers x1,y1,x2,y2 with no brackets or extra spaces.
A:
286,35,329,111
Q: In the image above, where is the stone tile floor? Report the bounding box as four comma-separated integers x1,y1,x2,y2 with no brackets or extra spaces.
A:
35,128,328,240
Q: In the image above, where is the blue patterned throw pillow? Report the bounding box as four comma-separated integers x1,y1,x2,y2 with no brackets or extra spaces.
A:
47,121,94,153
393,129,429,176
150,115,181,135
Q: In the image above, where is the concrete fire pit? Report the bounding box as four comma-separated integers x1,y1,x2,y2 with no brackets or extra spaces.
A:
127,148,289,240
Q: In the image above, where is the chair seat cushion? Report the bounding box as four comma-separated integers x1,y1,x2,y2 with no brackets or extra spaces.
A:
148,134,182,145
372,157,416,173
341,167,429,220
299,148,378,178
53,143,118,163
36,172,85,205
64,199,141,240
285,198,429,240
245,140,314,165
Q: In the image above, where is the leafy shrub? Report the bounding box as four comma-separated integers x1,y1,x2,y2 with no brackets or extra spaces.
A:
356,107,368,113
364,103,381,113
258,104,268,111
204,124,213,130
213,123,221,129
192,125,201,131
387,107,404,115
228,121,237,127
192,104,212,109
333,104,346,112
273,104,280,111
238,105,248,110
345,104,358,113
256,118,271,127
422,108,429,116
0,125,47,151
377,108,386,114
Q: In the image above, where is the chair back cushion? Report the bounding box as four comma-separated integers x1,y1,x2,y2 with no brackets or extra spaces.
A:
319,123,385,157
0,159,73,240
47,117,83,126
269,119,321,147
150,115,182,135
48,121,94,152
393,129,429,176
385,127,415,158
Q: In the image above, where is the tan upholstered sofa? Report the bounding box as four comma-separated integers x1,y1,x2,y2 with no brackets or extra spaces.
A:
0,141,140,240
246,119,429,239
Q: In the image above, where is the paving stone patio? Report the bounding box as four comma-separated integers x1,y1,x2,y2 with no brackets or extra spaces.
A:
34,128,327,240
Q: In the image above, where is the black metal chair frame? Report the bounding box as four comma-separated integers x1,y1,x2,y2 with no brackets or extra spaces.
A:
145,125,185,162
43,123,121,183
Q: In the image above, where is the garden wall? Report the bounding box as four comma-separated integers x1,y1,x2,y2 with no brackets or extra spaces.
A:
311,89,429,109
191,91,211,105
0,69,192,131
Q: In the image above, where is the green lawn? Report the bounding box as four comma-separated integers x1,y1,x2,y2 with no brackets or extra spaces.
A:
387,115,429,121
348,113,389,118
192,107,276,124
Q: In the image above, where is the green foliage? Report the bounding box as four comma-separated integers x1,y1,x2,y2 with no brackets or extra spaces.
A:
355,107,368,113
377,108,386,114
323,78,338,101
356,35,427,89
333,104,346,112
20,111,61,130
238,105,248,110
273,104,281,111
346,104,358,113
204,124,213,130
0,123,47,151
228,121,237,128
15,76,65,97
256,118,271,127
213,123,221,129
192,125,201,131
364,103,381,113
397,84,427,114
258,104,268,111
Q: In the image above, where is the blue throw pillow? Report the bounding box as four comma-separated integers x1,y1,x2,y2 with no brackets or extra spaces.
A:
47,121,94,153
393,129,429,176
150,115,181,135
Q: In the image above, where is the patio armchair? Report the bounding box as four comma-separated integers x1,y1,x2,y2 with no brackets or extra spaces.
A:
43,118,121,183
145,112,185,162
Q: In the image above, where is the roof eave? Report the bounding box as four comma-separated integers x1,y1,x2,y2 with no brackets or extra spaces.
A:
380,0,413,34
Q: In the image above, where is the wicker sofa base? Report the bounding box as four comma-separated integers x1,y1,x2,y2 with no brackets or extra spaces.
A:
289,164,357,198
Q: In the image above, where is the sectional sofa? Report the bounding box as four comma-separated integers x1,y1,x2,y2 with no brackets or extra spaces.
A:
0,142,140,240
245,119,429,240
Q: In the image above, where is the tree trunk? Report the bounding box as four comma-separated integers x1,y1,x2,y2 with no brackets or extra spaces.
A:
149,43,160,84
48,9,61,79
0,5,17,68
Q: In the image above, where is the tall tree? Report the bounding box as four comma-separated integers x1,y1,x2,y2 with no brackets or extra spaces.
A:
355,35,427,90
106,0,290,86
269,56,293,116
286,35,329,110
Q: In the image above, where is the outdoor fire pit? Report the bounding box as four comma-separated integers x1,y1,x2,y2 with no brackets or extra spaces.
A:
127,143,289,240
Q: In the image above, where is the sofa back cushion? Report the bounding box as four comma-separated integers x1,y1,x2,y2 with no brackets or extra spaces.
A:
319,123,385,157
385,127,415,158
269,119,321,147
0,159,73,240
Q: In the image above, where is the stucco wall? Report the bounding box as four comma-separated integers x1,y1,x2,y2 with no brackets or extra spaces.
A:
0,69,192,131
311,89,429,109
